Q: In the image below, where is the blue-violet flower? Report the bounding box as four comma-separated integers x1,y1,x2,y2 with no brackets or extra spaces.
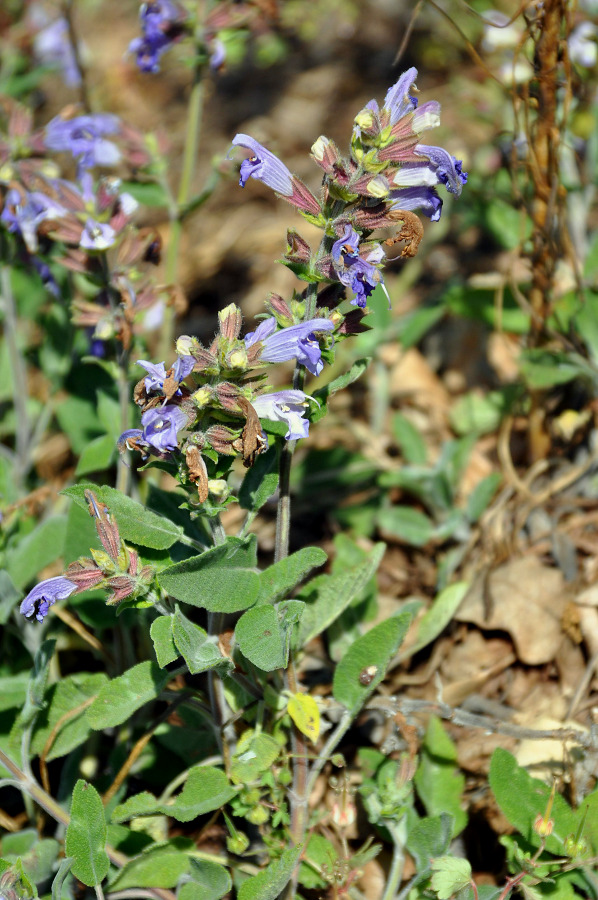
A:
141,405,187,452
45,113,121,174
20,576,78,622
231,134,294,196
245,317,335,376
332,225,387,308
129,0,187,73
252,390,311,440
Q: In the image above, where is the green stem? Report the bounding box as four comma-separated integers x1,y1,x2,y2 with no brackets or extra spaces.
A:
0,747,176,899
0,265,30,492
381,820,408,900
161,72,205,360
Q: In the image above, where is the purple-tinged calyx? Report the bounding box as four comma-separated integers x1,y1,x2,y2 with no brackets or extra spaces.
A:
20,576,78,622
252,390,312,440
245,317,335,376
230,134,321,217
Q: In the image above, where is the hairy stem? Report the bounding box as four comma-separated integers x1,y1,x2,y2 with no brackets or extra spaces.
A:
161,68,205,360
0,265,30,493
381,820,408,900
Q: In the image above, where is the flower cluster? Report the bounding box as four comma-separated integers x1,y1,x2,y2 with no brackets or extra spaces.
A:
118,303,336,500
230,67,467,309
20,491,156,622
0,100,165,347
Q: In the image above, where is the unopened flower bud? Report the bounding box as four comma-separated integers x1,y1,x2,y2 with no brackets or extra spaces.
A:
245,806,269,825
533,813,554,837
564,834,589,857
176,334,198,356
225,346,248,370
208,479,229,498
311,135,329,161
226,832,250,855
354,108,375,131
192,386,212,409
218,303,243,340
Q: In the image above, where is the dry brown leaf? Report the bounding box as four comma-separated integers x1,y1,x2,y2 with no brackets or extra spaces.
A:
456,556,568,665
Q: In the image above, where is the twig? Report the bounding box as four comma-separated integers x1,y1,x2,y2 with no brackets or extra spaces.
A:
368,697,597,748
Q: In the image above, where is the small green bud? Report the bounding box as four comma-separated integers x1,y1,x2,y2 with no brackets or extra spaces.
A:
192,386,212,409
226,832,250,855
277,767,292,786
245,805,269,825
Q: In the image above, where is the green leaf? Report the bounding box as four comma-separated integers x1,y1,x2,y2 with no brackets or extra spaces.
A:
444,284,530,334
238,845,302,900
333,613,411,713
108,838,193,890
62,483,184,549
31,673,108,761
466,473,502,523
63,499,100,565
414,717,467,836
399,303,446,349
399,582,469,662
51,856,74,900
65,780,110,887
165,766,236,821
172,607,233,675
257,546,328,605
407,814,453,870
239,446,279,511
236,601,303,671
0,672,30,711
392,412,427,464
120,180,170,207
111,791,161,823
86,661,169,730
75,434,116,476
489,748,577,855
377,506,435,547
298,834,337,889
179,858,232,900
0,571,21,625
520,350,593,390
230,730,280,783
112,768,235,824
430,856,472,899
158,539,260,612
6,515,67,590
150,615,179,667
311,358,371,423
296,543,385,647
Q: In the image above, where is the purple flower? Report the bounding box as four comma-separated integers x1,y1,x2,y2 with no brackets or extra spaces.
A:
129,0,186,73
33,16,82,87
138,359,168,392
414,145,468,196
20,576,78,622
137,355,194,393
389,186,443,221
1,188,66,252
173,354,195,382
80,219,116,251
45,114,121,174
331,225,387,308
141,405,186,452
383,67,419,126
230,134,294,196
252,390,311,440
209,38,226,71
245,317,335,376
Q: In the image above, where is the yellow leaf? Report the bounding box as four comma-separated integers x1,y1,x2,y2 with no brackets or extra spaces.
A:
287,693,320,744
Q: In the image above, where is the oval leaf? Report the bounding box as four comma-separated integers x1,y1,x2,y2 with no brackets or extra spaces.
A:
87,661,169,729
65,780,109,887
333,613,411,713
287,693,320,744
